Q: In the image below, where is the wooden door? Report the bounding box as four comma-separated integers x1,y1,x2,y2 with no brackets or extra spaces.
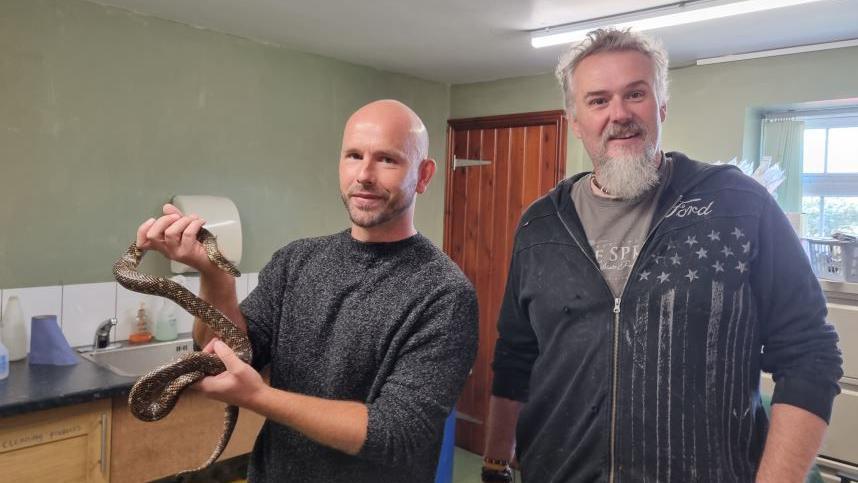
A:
443,110,567,454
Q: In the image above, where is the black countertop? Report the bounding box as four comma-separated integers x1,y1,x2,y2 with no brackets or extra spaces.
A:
0,354,137,418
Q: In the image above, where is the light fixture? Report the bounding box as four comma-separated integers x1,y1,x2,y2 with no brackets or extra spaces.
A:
696,38,858,65
530,0,826,48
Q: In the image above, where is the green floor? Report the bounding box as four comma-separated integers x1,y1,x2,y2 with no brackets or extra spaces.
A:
453,447,520,483
452,447,483,483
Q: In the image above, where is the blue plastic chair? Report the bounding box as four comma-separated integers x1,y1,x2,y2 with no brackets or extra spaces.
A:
435,409,457,483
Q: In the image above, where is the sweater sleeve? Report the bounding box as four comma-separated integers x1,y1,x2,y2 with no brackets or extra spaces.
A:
491,247,540,402
754,196,843,423
239,246,289,371
357,282,478,468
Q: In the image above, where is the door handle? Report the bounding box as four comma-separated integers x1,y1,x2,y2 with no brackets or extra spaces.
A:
453,155,491,170
99,412,108,477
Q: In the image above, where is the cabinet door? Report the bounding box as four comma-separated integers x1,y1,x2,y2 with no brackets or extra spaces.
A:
110,390,264,482
0,399,111,482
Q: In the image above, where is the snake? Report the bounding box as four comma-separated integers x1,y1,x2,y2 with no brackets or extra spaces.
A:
112,227,252,477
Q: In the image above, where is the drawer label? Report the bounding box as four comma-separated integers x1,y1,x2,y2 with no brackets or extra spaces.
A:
0,423,84,452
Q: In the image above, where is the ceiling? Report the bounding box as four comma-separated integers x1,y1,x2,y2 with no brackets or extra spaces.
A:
89,0,858,84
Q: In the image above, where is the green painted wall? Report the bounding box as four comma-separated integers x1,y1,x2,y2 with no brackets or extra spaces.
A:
665,47,858,163
0,0,450,288
450,45,858,175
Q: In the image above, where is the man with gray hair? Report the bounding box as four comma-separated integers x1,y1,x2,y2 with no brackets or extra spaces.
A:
482,29,841,482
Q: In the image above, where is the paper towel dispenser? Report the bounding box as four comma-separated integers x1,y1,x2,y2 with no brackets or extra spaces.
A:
170,195,242,274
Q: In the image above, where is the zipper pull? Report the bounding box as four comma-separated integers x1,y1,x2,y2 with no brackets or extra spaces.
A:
613,298,621,314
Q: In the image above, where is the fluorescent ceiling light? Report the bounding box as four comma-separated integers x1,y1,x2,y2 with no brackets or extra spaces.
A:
531,0,826,48
696,38,858,65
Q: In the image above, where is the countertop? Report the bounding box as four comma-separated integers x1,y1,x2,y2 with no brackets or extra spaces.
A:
0,354,137,418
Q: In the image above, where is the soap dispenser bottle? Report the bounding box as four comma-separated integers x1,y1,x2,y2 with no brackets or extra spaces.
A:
1,296,28,361
129,302,153,344
0,335,9,380
154,301,178,341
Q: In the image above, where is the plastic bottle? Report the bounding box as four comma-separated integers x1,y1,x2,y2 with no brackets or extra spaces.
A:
1,296,28,361
154,300,178,342
0,337,9,380
128,302,153,344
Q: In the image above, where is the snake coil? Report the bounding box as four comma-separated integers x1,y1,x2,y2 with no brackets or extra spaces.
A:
113,228,252,477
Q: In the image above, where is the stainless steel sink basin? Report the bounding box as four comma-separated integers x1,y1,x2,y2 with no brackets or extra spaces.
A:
80,338,194,377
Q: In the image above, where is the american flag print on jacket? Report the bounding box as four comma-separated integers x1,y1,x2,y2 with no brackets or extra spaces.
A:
491,153,843,483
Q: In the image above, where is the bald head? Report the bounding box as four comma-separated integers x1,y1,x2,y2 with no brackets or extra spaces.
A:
344,99,429,163
338,99,437,242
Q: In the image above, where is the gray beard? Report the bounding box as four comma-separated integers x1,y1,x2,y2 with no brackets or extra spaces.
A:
593,150,660,200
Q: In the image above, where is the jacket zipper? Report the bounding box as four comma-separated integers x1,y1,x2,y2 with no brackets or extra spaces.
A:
555,193,683,483
608,194,683,483
609,297,621,482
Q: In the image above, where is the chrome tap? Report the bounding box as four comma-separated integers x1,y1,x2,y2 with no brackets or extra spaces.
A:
92,317,118,350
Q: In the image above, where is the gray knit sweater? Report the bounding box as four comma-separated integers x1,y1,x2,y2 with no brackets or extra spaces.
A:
239,230,478,482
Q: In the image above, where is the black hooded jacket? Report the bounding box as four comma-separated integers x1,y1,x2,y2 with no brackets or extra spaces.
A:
492,153,842,482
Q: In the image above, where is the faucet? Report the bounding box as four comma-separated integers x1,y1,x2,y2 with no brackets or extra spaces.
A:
92,317,118,351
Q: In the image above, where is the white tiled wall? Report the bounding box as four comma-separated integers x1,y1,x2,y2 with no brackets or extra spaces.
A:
246,272,259,296
0,273,258,350
61,283,117,347
116,284,163,342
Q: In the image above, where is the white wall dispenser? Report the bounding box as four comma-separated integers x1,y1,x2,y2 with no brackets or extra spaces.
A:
170,195,242,274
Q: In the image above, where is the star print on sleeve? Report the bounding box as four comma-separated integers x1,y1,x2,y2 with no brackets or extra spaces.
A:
685,235,698,247
657,272,670,283
685,269,699,282
640,270,651,281
721,246,734,258
732,227,745,239
695,248,708,259
742,241,751,254
670,254,682,265
707,230,720,242
712,260,725,272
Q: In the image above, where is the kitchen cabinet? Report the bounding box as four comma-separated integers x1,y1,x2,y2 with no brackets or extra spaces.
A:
0,399,111,482
0,391,264,483
110,390,264,482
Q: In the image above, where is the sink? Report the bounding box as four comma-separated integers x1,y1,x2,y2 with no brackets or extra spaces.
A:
80,338,194,377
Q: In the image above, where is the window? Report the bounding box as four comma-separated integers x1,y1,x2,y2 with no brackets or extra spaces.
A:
800,114,858,237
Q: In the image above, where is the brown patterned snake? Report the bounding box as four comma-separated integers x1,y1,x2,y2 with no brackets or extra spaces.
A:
113,227,252,477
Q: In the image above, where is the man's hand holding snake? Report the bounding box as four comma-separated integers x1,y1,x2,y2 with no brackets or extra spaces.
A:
194,338,267,409
135,203,211,272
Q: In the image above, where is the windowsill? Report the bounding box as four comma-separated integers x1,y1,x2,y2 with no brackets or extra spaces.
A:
820,279,858,298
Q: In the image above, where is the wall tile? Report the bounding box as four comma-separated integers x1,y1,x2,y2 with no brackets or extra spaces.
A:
115,285,163,342
1,286,63,352
235,274,249,303
61,283,117,348
1,270,259,349
246,272,259,296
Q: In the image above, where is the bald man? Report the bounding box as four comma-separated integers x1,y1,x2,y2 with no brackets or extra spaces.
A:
136,100,478,482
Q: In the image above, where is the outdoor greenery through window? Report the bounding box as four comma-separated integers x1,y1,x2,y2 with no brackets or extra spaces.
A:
800,115,858,238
